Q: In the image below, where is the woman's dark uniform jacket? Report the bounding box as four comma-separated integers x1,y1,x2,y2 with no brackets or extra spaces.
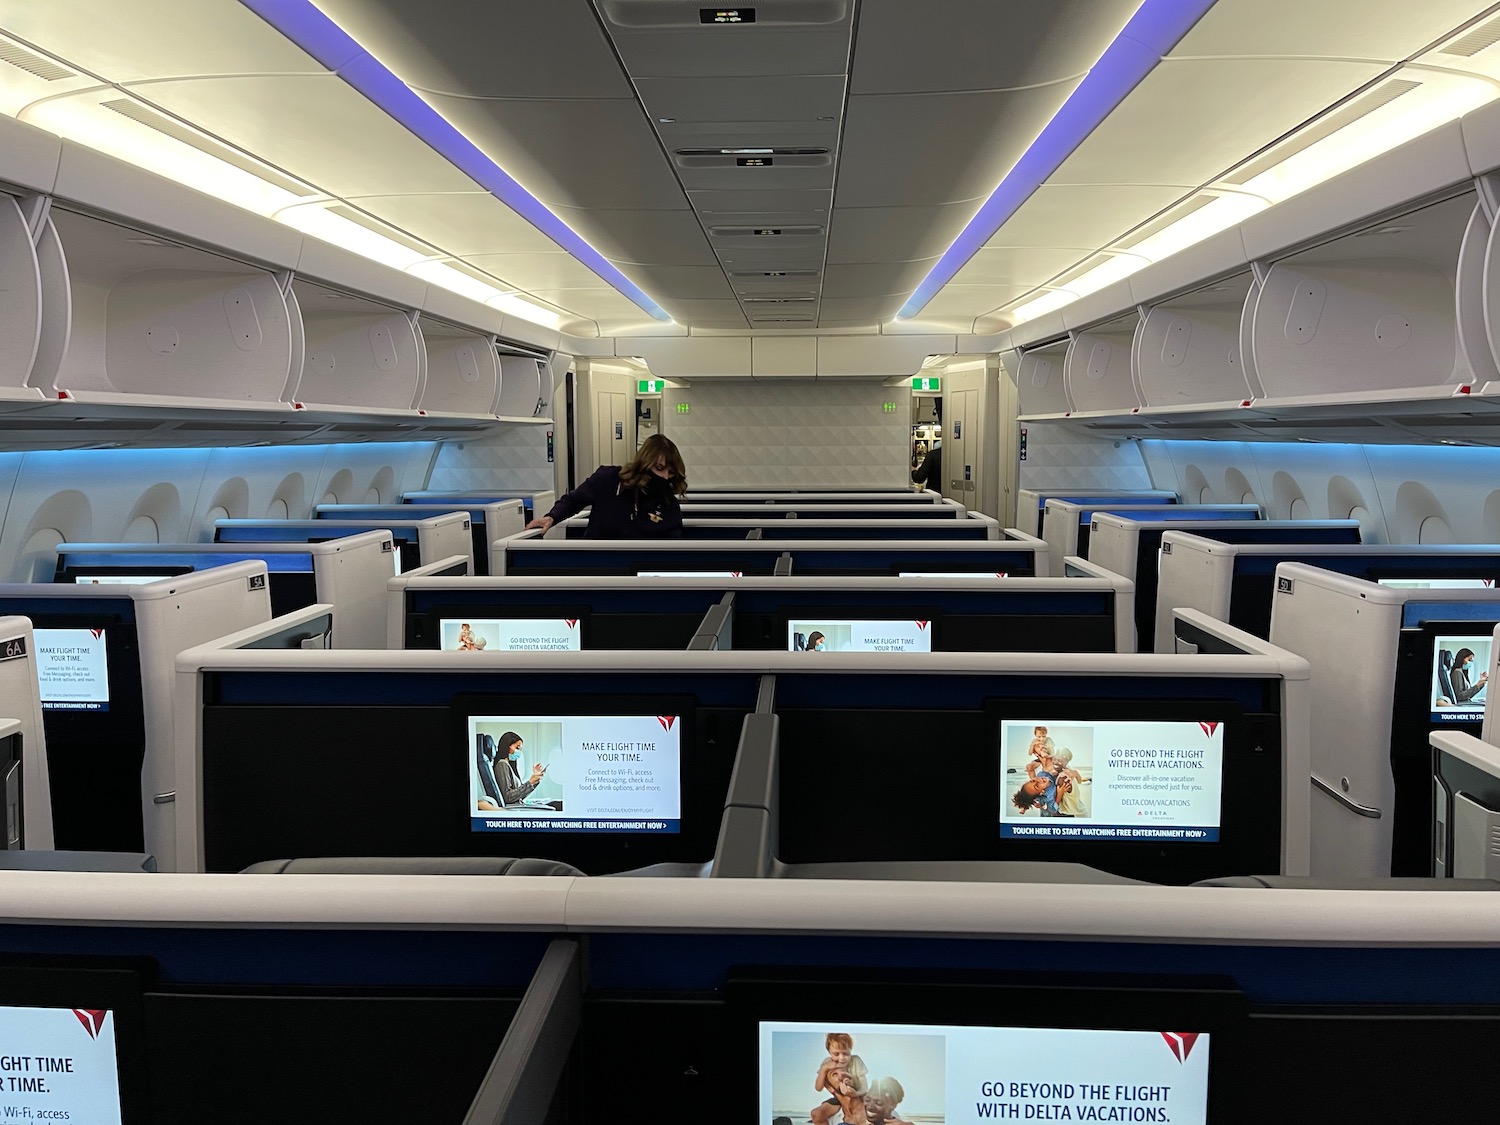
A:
542,465,684,538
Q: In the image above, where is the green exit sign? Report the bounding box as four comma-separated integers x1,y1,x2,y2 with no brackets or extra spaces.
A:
676,402,691,414
883,402,898,413
912,376,941,392
638,379,663,393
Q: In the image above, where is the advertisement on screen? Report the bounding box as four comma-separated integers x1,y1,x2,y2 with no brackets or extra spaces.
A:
468,714,681,832
998,720,1224,842
1378,578,1495,590
441,617,581,652
759,1020,1209,1125
638,570,742,578
789,620,932,653
0,1005,123,1124
1431,634,1491,722
34,628,110,711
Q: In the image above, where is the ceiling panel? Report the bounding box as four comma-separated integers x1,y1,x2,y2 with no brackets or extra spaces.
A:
710,244,827,272
462,253,613,292
671,158,837,194
0,0,320,82
657,299,753,326
1169,0,1497,59
528,286,649,319
948,246,1099,288
1049,58,1389,188
838,84,1084,207
601,263,737,300
689,189,832,214
350,193,567,256
547,207,720,266
817,295,905,321
851,0,1141,95
603,27,852,79
826,202,984,263
988,184,1191,249
133,76,482,197
312,0,635,99
420,92,688,210
821,260,939,299
635,75,846,122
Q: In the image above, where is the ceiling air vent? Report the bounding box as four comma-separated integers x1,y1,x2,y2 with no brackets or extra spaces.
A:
0,39,73,81
1223,79,1421,186
1441,15,1500,57
100,99,318,197
729,270,819,278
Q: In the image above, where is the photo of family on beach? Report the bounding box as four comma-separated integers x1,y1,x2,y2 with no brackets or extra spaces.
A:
1002,723,1094,819
764,1027,945,1125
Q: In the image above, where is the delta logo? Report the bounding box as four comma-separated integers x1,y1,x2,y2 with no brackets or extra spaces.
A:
73,1010,108,1039
1197,721,1219,739
916,620,929,630
565,619,578,629
657,716,677,731
1160,1031,1200,1063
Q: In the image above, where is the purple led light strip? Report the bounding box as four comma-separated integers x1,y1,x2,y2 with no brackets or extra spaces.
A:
238,0,672,323
898,0,1221,321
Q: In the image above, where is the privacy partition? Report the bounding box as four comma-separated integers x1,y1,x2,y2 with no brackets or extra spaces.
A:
0,562,270,867
1267,565,1500,880
0,616,51,849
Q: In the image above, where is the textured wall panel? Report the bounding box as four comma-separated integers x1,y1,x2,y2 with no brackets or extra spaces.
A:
1016,424,1151,493
428,426,555,492
663,381,908,488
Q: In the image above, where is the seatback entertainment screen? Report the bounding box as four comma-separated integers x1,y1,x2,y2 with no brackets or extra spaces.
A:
439,616,582,652
467,712,682,833
788,619,933,653
1430,632,1491,722
758,1020,1210,1125
0,1004,125,1123
33,628,111,711
998,719,1225,842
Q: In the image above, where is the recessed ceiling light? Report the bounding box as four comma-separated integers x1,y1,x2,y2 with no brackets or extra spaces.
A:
658,117,676,123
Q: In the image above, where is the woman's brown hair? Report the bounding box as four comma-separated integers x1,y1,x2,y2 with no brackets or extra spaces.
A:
619,433,688,496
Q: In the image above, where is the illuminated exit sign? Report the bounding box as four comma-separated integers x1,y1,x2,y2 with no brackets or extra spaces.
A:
638,379,664,393
912,376,941,392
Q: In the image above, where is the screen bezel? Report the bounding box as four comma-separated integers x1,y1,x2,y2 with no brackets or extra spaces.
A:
728,968,1246,1125
780,607,942,654
0,956,152,1124
452,693,699,868
59,566,190,585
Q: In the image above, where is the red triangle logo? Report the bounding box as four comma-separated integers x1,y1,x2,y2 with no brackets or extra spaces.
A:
73,1010,108,1039
89,628,104,640
657,716,676,731
1160,1031,1200,1062
565,619,578,629
1198,721,1219,738
916,620,929,631
731,571,742,578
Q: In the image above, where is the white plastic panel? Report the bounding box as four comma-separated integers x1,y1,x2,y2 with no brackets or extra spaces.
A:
0,114,63,195
1064,314,1139,413
1014,339,1071,417
1456,199,1500,389
0,195,43,399
293,237,428,310
52,141,303,270
496,355,543,418
1136,275,1256,410
816,335,955,377
1251,193,1476,403
291,281,422,411
1239,123,1474,263
631,336,752,378
418,320,500,417
0,616,52,848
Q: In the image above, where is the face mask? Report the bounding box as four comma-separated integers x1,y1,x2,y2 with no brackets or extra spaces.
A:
814,641,825,651
508,749,521,761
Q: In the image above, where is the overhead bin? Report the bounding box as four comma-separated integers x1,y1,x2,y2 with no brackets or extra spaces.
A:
1134,272,1257,412
1247,191,1480,413
46,208,297,411
287,278,422,414
1011,338,1071,417
497,355,547,419
0,194,44,404
415,317,501,418
1064,310,1141,415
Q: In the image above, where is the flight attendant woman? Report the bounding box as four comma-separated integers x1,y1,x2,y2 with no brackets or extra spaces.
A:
527,434,688,538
